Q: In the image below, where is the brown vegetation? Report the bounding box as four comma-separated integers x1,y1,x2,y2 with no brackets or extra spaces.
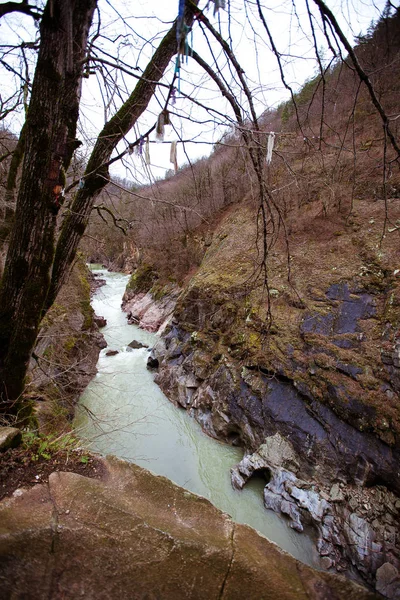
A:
81,10,400,289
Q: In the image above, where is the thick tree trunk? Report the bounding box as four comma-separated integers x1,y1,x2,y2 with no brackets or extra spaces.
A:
0,0,96,415
46,1,199,311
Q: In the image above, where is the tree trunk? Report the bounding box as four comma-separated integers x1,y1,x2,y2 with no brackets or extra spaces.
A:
46,0,199,310
0,0,97,416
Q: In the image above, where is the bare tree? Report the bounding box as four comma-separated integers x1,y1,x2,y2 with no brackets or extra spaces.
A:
0,0,200,415
0,0,398,419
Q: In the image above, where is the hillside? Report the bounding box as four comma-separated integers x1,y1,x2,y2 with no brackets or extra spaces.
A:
0,6,398,599
82,9,400,280
110,11,400,596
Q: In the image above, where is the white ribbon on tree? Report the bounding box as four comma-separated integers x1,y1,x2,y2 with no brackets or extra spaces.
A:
266,132,275,165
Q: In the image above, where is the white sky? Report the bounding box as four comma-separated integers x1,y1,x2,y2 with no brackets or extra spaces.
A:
0,0,389,183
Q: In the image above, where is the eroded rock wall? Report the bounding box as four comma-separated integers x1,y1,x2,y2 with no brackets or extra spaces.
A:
150,199,400,594
27,260,105,430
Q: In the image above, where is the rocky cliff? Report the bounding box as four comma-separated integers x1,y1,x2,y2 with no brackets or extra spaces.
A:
150,197,400,595
27,259,105,432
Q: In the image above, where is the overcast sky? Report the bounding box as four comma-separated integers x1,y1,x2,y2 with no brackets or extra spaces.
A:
0,0,389,183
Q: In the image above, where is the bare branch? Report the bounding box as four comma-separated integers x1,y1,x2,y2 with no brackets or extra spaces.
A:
312,0,400,158
0,2,42,20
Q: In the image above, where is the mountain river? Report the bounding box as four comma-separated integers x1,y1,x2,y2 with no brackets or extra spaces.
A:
76,268,319,568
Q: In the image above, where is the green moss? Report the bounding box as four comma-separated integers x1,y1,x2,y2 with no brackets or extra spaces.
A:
150,282,170,302
64,336,77,352
40,302,66,329
42,346,54,359
126,263,158,294
75,258,94,329
245,331,262,352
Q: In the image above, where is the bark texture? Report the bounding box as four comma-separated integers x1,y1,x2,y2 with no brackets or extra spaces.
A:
46,0,199,310
0,0,97,414
0,0,198,416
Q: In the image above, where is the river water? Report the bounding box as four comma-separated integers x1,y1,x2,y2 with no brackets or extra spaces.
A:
76,268,319,567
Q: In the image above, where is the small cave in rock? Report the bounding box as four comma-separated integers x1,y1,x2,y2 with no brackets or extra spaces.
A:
249,468,271,484
364,474,389,489
226,430,241,446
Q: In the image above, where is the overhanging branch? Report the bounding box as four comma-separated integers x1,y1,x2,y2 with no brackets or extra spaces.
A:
0,2,42,20
312,0,400,159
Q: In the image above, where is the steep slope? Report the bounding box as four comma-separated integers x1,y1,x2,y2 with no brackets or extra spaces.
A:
26,259,105,432
151,193,400,591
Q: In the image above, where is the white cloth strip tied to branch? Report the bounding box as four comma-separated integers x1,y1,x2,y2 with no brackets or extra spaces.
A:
156,110,171,141
156,112,165,141
145,137,150,164
170,141,178,173
266,132,275,165
212,0,226,15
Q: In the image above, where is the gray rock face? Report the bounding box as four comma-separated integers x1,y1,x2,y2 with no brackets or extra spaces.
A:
0,457,376,600
230,433,299,489
301,283,376,342
156,338,400,495
151,275,400,594
0,427,21,452
154,331,400,593
122,286,180,333
376,563,400,599
230,439,400,593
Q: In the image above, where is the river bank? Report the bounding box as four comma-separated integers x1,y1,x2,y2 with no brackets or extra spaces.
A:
145,293,400,595
116,260,399,597
77,268,321,566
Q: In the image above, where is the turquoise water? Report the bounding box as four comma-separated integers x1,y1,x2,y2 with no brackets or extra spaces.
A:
76,269,319,567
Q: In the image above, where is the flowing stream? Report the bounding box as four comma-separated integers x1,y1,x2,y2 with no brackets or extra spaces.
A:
76,268,319,567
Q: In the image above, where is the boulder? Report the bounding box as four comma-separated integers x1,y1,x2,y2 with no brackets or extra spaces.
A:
147,355,159,369
94,315,107,328
376,563,400,598
0,457,375,599
0,427,21,452
127,340,148,350
105,349,119,356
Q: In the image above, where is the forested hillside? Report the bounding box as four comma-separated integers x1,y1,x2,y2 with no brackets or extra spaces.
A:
82,9,400,283
110,11,400,593
0,2,399,598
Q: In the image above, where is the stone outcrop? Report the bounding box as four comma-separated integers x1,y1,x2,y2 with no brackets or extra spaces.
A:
153,325,400,593
147,199,400,594
122,286,180,333
231,436,400,587
0,456,377,599
155,324,400,493
0,427,21,452
27,260,106,429
121,265,180,333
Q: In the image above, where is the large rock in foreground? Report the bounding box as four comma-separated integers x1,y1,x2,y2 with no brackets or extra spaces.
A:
0,457,376,599
0,427,21,452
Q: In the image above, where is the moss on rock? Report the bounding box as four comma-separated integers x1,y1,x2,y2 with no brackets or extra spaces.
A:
126,263,158,295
